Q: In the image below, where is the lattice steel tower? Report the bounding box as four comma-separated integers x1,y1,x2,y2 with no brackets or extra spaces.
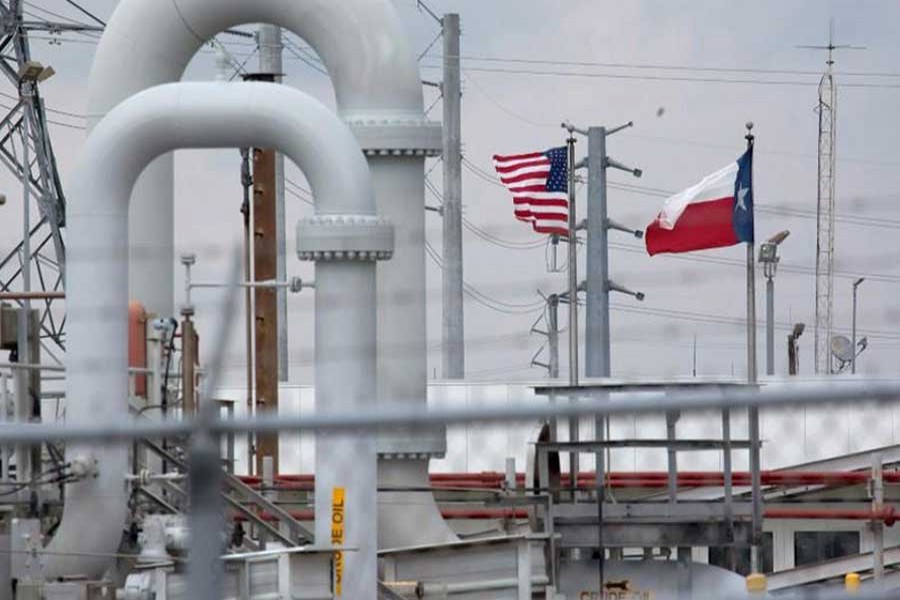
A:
801,24,863,374
0,1,101,357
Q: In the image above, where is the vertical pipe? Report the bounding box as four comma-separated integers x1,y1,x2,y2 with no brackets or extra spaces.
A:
722,408,736,570
441,13,464,380
666,411,678,504
851,282,858,375
766,277,774,376
595,410,605,593
257,24,289,383
314,261,377,600
253,147,279,475
586,127,609,379
181,312,196,415
872,454,884,585
504,457,516,491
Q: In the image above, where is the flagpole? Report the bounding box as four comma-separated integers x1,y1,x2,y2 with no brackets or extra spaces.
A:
567,131,579,388
745,121,762,574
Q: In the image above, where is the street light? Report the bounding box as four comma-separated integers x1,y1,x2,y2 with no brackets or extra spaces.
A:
852,277,865,374
17,60,54,84
758,230,791,375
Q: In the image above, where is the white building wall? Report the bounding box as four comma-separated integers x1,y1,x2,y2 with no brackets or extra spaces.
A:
216,381,900,477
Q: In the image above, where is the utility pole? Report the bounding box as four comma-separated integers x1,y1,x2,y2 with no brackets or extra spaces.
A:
258,24,289,383
565,132,578,387
441,13,464,379
252,143,279,475
584,124,644,379
249,25,285,474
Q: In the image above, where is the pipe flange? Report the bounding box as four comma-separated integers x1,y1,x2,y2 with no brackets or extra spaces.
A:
347,119,442,158
296,214,394,261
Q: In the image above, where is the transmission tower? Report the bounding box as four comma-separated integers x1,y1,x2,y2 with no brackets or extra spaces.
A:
0,2,101,357
800,24,863,374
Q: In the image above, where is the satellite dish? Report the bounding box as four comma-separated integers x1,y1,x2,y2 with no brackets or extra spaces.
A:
831,335,854,363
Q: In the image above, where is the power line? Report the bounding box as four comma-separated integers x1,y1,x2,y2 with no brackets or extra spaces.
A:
421,63,900,90
424,240,544,314
610,241,900,285
62,0,105,27
431,53,900,80
282,36,328,76
424,175,545,250
608,181,900,231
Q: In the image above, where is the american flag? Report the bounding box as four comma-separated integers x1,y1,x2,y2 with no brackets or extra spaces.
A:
492,147,569,236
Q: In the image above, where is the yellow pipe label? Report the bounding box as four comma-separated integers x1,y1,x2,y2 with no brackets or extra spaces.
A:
331,487,345,596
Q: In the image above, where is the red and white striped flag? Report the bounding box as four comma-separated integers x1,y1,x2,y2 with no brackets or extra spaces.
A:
492,147,569,236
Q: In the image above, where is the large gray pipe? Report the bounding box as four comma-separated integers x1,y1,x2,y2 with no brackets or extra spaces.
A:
88,0,450,551
54,84,386,597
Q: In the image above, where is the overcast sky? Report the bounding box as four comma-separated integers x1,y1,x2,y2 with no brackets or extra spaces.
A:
2,0,899,385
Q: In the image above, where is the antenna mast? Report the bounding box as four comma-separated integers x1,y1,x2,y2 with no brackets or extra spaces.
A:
799,23,863,374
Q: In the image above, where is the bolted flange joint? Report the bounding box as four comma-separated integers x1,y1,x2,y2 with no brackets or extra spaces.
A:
347,118,442,158
296,214,394,262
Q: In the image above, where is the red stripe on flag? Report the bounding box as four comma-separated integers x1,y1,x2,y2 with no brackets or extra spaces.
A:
534,223,569,235
528,213,568,222
494,158,549,174
499,170,551,185
645,197,739,256
493,151,544,162
513,197,568,208
506,184,552,194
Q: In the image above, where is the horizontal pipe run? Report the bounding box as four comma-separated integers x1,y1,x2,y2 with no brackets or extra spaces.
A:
232,507,899,524
238,469,900,490
0,291,65,300
233,508,532,522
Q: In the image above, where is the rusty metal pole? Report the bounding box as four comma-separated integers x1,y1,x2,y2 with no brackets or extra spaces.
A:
253,146,279,475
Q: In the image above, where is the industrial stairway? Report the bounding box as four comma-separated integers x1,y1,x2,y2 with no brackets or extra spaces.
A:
138,438,314,547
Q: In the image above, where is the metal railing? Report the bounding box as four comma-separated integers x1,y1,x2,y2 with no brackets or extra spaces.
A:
0,380,897,598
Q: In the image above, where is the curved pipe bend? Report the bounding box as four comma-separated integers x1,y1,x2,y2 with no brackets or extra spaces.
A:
52,82,376,580
88,0,452,557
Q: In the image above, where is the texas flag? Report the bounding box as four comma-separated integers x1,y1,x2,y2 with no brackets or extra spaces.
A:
645,149,754,255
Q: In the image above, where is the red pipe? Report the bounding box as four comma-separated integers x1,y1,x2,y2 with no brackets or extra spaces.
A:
236,470,898,490
764,507,898,526
233,507,897,524
233,508,531,522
